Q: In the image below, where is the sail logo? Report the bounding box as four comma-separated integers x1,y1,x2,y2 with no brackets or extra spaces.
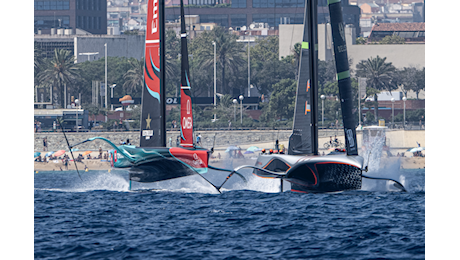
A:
346,128,355,148
339,22,346,43
192,153,204,167
182,117,192,129
151,0,159,34
187,100,191,115
305,101,311,115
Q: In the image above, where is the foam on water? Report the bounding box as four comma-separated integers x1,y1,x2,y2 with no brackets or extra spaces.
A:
131,174,220,194
227,169,287,193
71,171,130,192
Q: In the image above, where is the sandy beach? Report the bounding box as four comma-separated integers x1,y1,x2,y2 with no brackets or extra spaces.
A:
34,138,424,171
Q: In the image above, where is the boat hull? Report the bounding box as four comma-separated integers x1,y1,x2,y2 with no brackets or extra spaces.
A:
129,157,198,183
114,146,210,183
253,154,363,193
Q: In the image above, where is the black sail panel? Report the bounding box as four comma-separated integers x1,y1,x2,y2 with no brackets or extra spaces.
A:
289,0,318,156
328,0,358,156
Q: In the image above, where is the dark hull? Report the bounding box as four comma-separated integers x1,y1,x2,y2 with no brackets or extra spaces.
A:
253,154,363,193
129,157,197,183
288,163,362,193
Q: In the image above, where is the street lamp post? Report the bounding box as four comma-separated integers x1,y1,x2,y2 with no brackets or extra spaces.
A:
104,43,108,122
320,95,325,127
391,98,395,128
212,41,217,122
402,96,407,129
247,36,250,97
239,95,244,124
233,99,237,122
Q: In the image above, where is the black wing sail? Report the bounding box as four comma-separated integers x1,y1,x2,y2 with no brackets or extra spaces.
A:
328,0,358,156
289,0,319,156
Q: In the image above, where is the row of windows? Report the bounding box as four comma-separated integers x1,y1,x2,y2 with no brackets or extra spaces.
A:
34,1,70,11
229,0,330,9
200,14,229,27
372,31,425,38
231,0,246,8
77,16,102,30
34,16,70,29
76,0,103,11
174,12,329,28
252,0,305,8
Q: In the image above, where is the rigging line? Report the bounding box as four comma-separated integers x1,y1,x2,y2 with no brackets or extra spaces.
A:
287,0,300,67
184,0,196,116
57,117,82,181
208,165,247,183
198,172,222,194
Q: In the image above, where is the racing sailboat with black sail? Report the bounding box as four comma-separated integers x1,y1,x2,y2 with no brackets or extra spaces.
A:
236,0,406,193
67,0,244,191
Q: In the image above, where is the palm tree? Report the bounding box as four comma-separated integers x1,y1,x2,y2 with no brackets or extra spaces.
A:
34,43,42,74
123,58,144,96
38,49,80,108
193,26,245,95
356,55,397,122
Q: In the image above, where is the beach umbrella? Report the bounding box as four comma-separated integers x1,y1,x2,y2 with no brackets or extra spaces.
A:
225,146,240,153
407,147,425,153
244,151,254,154
82,151,92,156
53,150,66,157
71,148,79,152
45,151,54,157
246,146,262,152
34,152,41,158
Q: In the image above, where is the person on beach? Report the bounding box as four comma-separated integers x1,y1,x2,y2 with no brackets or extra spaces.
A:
64,158,68,170
43,137,48,151
196,134,202,146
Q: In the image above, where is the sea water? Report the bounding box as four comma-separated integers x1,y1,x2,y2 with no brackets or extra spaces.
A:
34,168,424,259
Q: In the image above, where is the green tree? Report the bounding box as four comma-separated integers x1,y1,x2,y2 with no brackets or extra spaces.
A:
379,35,405,44
38,49,80,108
411,67,425,99
395,66,425,99
192,26,245,95
260,78,296,123
355,37,367,45
76,56,133,107
250,36,295,95
355,56,398,122
165,29,180,96
34,43,43,75
122,58,144,96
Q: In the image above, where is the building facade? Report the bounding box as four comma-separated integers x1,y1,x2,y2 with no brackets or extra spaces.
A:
164,0,361,35
34,0,107,35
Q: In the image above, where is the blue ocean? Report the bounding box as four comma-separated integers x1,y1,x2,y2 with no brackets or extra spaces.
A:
34,168,425,259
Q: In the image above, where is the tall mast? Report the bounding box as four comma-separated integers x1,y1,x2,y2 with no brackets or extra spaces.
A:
328,0,359,156
179,0,194,147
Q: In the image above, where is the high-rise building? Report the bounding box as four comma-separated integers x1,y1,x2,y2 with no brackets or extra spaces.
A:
165,0,361,35
34,0,107,35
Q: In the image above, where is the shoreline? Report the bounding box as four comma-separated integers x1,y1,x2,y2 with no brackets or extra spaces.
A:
33,156,425,172
34,138,425,172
